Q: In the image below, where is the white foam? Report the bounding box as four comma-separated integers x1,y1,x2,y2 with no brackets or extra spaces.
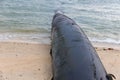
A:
55,10,63,14
90,38,120,44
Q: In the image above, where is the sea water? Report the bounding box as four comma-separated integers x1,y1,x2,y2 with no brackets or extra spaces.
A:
0,0,120,44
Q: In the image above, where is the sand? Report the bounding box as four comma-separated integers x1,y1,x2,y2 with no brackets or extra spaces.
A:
0,41,52,80
0,41,119,80
93,42,120,80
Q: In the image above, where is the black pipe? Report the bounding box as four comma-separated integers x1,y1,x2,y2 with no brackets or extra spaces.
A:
51,13,115,80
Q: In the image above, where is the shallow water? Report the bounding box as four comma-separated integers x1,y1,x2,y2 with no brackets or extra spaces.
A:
0,0,120,44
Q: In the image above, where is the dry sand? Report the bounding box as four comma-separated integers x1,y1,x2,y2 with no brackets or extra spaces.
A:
93,42,120,80
0,41,119,80
0,41,52,80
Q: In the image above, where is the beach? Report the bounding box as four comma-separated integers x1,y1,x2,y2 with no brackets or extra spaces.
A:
93,42,120,80
0,41,119,80
0,0,119,80
0,41,52,80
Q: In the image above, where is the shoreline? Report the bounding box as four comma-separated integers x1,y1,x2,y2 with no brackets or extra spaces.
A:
92,41,120,50
0,40,119,80
0,39,120,46
0,32,120,46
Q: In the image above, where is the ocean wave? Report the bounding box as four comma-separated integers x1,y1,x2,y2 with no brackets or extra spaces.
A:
0,33,51,44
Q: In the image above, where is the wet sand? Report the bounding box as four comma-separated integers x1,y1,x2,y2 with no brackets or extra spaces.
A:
0,41,119,80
